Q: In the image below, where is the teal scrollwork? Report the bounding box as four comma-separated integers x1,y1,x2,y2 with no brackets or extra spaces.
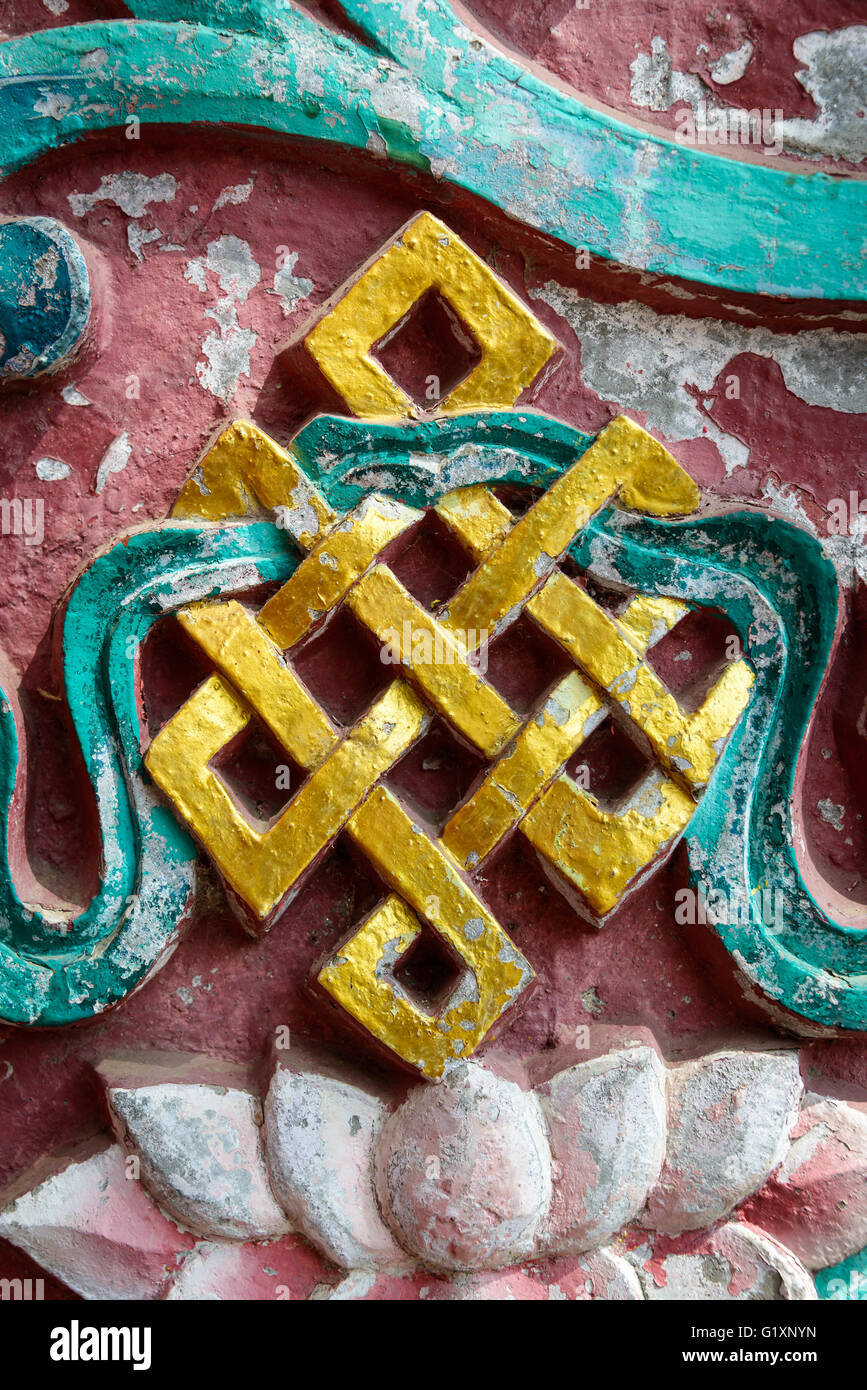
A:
0,217,91,381
0,0,863,299
0,409,856,1037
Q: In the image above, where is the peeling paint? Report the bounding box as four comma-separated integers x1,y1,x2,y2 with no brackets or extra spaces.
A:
710,42,755,86
777,28,867,163
60,383,91,406
95,432,132,495
213,180,255,211
532,282,867,474
35,456,70,481
68,171,178,218
270,251,314,315
185,236,261,402
631,29,867,164
818,799,845,832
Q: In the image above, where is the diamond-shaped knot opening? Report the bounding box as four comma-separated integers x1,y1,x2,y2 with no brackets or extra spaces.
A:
565,713,653,813
485,613,574,720
372,288,482,412
579,570,633,617
647,606,740,714
291,605,391,728
209,719,302,826
491,483,543,521
391,922,466,1016
386,509,475,611
386,718,488,834
139,615,217,739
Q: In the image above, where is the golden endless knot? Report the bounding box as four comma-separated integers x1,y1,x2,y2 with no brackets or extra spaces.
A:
147,414,752,1079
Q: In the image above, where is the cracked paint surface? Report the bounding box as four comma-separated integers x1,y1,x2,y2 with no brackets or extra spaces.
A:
185,235,261,402
0,0,865,1303
473,0,867,171
531,282,867,476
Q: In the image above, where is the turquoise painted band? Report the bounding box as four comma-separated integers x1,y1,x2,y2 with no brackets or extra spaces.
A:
0,217,90,380
0,408,855,1036
0,0,862,299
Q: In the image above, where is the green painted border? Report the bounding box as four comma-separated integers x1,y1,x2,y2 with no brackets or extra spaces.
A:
0,0,863,299
0,406,860,1292
1,407,858,1036
0,522,296,1024
0,217,91,378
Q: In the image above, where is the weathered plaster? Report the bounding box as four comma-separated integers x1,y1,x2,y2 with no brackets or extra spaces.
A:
0,1,864,298
0,0,866,1304
184,236,262,401
531,281,867,474
68,171,178,219
630,27,867,164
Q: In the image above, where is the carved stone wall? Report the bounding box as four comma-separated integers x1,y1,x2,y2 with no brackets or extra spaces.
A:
0,0,865,1305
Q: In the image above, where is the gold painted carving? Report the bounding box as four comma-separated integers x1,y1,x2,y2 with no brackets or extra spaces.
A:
149,414,751,1077
153,218,753,1077
303,212,560,418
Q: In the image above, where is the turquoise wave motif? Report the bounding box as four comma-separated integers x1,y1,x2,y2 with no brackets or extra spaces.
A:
0,0,863,298
0,410,853,1034
0,409,858,1296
